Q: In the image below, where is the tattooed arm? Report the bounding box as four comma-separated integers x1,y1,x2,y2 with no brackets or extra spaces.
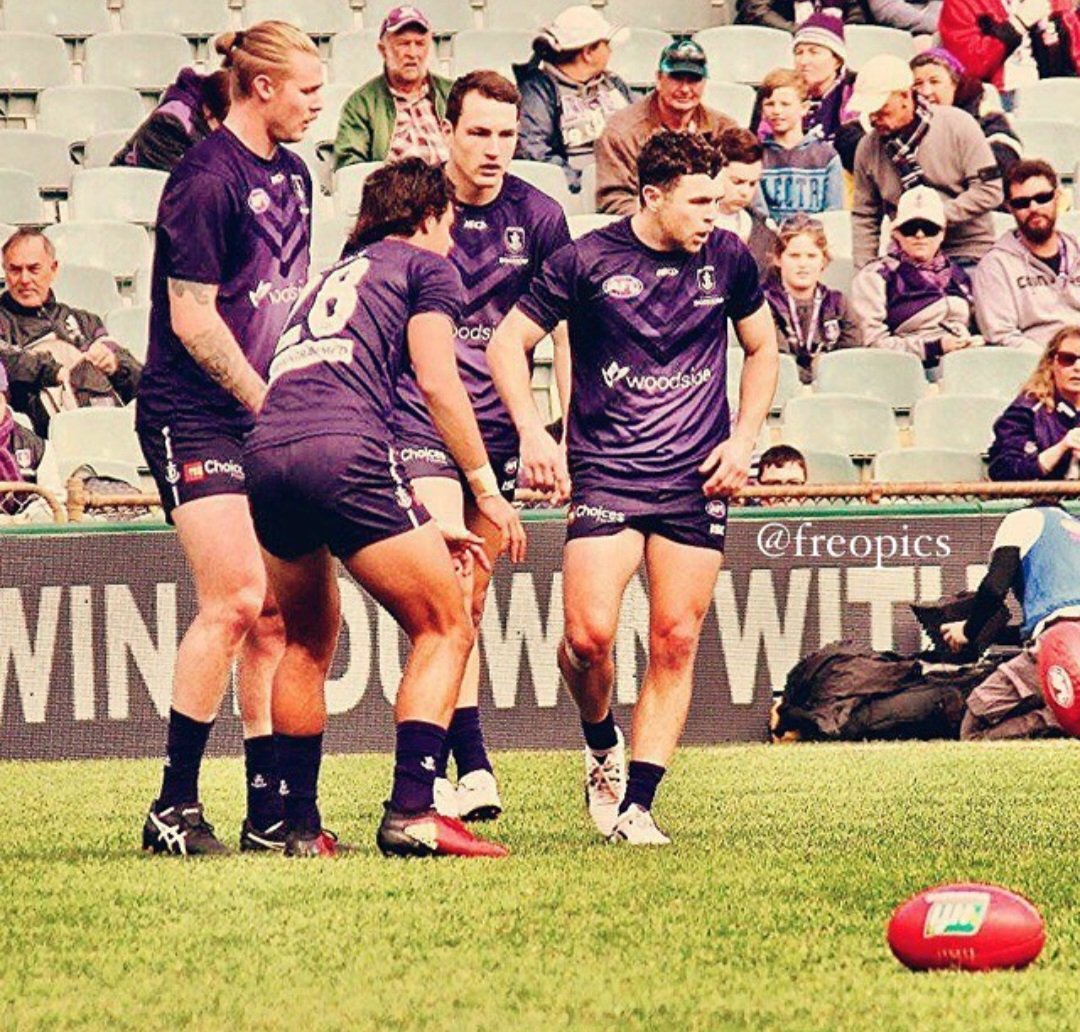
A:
167,278,267,413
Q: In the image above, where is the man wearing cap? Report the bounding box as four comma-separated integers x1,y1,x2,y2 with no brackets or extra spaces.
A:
849,53,1002,270
513,4,633,193
333,5,452,169
594,40,735,216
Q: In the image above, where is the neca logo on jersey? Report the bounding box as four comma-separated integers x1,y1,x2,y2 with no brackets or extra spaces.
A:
601,360,712,394
249,280,302,309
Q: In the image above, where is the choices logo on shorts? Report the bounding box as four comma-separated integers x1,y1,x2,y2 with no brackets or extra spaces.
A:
568,502,626,525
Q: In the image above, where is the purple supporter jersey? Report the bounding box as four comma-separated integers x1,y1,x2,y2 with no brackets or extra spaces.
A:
137,127,312,433
517,218,764,489
247,239,463,464
392,174,570,456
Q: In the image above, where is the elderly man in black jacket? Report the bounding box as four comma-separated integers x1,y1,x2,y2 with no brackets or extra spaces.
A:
0,228,141,436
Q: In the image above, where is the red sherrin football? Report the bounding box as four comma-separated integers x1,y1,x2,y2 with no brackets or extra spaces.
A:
887,883,1045,971
1038,621,1080,736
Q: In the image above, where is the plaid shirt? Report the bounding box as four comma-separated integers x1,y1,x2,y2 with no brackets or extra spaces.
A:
387,82,449,165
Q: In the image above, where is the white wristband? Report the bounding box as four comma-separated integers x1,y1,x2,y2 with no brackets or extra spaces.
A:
466,463,500,500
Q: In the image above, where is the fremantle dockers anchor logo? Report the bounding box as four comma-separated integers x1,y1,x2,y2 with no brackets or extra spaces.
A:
697,265,716,292
504,226,525,254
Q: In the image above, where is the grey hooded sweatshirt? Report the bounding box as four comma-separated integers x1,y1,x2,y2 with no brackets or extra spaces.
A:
971,229,1080,349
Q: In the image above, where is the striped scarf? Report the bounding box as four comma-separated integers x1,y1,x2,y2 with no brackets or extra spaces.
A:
883,96,933,193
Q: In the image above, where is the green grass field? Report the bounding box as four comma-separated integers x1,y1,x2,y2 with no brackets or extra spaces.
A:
4,741,1080,1031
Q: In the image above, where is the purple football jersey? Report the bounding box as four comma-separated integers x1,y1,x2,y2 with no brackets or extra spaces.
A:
518,218,764,489
138,128,312,433
393,174,570,455
247,239,463,465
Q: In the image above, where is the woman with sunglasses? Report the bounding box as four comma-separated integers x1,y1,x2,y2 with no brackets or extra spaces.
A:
850,185,980,376
988,326,1080,481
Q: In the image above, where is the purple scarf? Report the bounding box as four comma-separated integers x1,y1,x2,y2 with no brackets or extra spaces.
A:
0,406,23,483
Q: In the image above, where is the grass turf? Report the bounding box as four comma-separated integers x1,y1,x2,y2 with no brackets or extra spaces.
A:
3,741,1080,1031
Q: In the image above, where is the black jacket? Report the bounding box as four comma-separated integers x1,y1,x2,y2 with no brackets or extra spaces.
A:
736,0,868,30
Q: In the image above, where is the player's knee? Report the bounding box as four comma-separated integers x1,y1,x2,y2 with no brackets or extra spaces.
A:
563,625,613,670
203,585,264,644
650,617,703,668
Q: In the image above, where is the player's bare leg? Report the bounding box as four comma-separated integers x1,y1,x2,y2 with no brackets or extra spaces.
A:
559,531,645,836
610,535,724,847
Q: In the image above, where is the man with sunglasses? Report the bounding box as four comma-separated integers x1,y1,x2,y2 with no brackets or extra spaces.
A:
973,159,1080,350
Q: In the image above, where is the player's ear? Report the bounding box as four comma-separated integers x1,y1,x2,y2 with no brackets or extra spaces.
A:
641,183,664,212
251,71,276,102
441,118,453,142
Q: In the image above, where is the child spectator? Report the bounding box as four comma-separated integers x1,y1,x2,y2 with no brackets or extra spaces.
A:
759,68,844,221
764,214,858,383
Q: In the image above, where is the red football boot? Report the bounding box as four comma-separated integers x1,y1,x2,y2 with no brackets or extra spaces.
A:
283,828,350,857
376,805,509,858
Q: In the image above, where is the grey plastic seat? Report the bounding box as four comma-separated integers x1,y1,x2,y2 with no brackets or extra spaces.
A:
0,168,46,223
53,263,123,316
703,81,756,127
362,0,476,33
333,160,382,216
0,131,73,192
452,29,531,78
782,394,899,456
104,305,151,363
911,394,1005,454
69,167,169,225
0,33,71,121
606,0,731,31
568,213,618,239
508,159,572,212
873,447,986,483
727,348,801,414
329,30,383,85
307,82,358,150
1010,118,1080,177
820,255,853,293
1014,77,1080,120
48,406,145,482
844,25,915,70
608,29,672,89
310,214,352,271
36,86,145,148
802,449,860,485
813,209,853,258
938,347,1039,400
3,0,112,38
46,221,153,281
83,129,135,168
693,26,791,84
243,0,353,35
83,33,193,95
815,349,927,411
483,0,590,30
120,0,230,38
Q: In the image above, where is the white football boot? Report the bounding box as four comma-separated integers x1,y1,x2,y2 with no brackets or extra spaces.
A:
607,803,671,846
433,776,459,819
584,726,626,837
456,768,503,822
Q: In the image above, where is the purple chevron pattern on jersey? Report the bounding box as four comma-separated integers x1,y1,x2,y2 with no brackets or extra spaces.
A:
393,174,570,456
246,240,463,466
518,218,764,488
138,128,312,434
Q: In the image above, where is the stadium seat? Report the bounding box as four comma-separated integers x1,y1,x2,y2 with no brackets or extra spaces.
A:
703,81,756,127
0,131,74,193
509,159,573,212
1009,118,1080,179
306,82,357,153
844,26,915,70
105,305,151,363
608,29,672,90
333,160,381,216
1014,77,1080,120
693,27,791,85
2,0,112,38
132,265,151,305
820,254,853,293
911,394,1004,453
782,394,899,456
939,347,1039,399
605,0,731,32
873,447,985,483
0,222,16,247
242,0,354,35
361,0,477,33
0,168,47,223
568,213,618,238
311,213,352,270
991,209,1014,239
329,30,383,85
53,263,123,317
451,29,531,79
45,221,153,282
48,406,145,483
36,86,145,149
83,130,134,168
483,0,587,31
0,33,71,122
120,0,231,39
802,449,860,485
83,33,193,95
69,168,169,225
815,349,927,411
577,160,597,215
812,208,852,259
1059,210,1080,237
727,347,800,414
